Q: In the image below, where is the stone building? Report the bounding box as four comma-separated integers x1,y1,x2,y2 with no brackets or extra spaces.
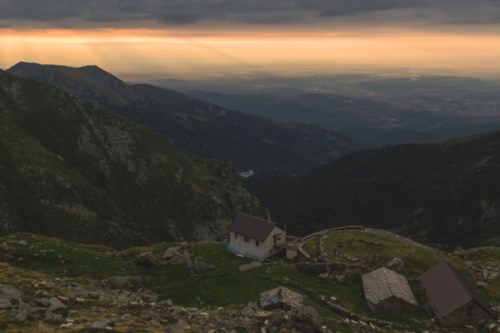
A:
228,213,285,261
362,267,418,314
420,260,496,327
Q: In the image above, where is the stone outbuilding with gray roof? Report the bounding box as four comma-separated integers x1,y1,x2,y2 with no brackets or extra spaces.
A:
362,267,418,314
228,213,285,261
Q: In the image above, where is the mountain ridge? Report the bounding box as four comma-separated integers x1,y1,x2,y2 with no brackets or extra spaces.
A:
0,69,261,247
248,131,500,247
8,62,363,171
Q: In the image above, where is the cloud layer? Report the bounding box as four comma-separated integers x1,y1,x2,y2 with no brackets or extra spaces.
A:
1,0,499,30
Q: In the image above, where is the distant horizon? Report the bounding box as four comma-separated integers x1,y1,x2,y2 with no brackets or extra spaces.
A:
4,58,500,84
2,1,500,81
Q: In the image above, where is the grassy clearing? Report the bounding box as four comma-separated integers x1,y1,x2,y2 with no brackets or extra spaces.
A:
302,230,444,278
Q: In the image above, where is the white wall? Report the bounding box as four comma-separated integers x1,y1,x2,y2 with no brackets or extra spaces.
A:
229,227,285,261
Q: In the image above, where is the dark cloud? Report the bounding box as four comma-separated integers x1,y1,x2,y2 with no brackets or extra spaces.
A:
295,0,418,16
0,0,499,29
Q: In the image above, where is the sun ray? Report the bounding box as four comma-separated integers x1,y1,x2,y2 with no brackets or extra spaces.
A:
1,28,500,79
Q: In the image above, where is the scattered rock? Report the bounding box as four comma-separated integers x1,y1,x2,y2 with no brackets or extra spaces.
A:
34,297,51,307
0,284,23,302
169,319,191,333
91,319,115,329
334,274,346,283
477,281,489,288
239,261,262,272
47,297,68,317
140,312,153,321
241,302,258,317
0,298,12,310
188,256,214,276
88,291,100,299
291,305,323,333
386,257,405,273
108,276,137,290
260,287,304,310
29,306,48,315
163,246,181,260
160,299,173,306
140,293,158,303
13,310,28,322
134,252,156,268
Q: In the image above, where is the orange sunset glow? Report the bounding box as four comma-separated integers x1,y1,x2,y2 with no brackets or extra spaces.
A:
2,28,500,79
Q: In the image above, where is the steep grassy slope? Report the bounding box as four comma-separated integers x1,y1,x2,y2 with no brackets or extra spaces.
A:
249,132,500,247
8,63,362,171
0,70,261,247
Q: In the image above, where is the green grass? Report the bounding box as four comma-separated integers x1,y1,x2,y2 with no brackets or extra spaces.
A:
452,247,500,302
0,232,496,332
0,233,135,278
303,230,443,277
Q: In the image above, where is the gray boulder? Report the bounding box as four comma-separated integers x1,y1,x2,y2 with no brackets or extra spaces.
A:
0,299,12,310
169,319,191,333
291,305,323,333
0,284,23,302
29,306,47,315
189,257,214,275
90,319,115,329
47,297,68,316
386,257,405,272
140,293,158,303
163,247,181,260
13,310,28,322
134,252,156,269
108,276,137,290
34,297,51,307
241,302,258,317
45,311,64,322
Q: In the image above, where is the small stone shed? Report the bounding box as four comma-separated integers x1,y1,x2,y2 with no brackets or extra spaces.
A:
420,260,496,327
362,267,418,314
260,287,303,310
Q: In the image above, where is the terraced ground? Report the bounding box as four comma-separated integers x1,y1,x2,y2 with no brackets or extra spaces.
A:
0,231,498,332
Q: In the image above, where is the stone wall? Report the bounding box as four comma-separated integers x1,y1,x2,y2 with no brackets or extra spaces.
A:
438,300,495,327
367,296,417,314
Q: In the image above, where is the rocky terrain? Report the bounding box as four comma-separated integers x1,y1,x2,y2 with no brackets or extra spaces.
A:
0,69,261,247
0,231,498,333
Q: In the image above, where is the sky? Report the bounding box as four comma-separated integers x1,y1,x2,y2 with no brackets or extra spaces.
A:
1,0,500,80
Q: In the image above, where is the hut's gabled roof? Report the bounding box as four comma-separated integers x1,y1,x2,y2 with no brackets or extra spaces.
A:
228,213,280,241
362,267,418,306
420,260,495,319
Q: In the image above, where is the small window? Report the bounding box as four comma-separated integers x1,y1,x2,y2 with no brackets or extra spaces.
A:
244,236,249,242
255,240,260,246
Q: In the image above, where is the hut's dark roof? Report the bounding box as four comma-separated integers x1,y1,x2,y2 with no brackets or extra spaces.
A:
228,213,279,241
362,268,418,306
420,260,495,319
